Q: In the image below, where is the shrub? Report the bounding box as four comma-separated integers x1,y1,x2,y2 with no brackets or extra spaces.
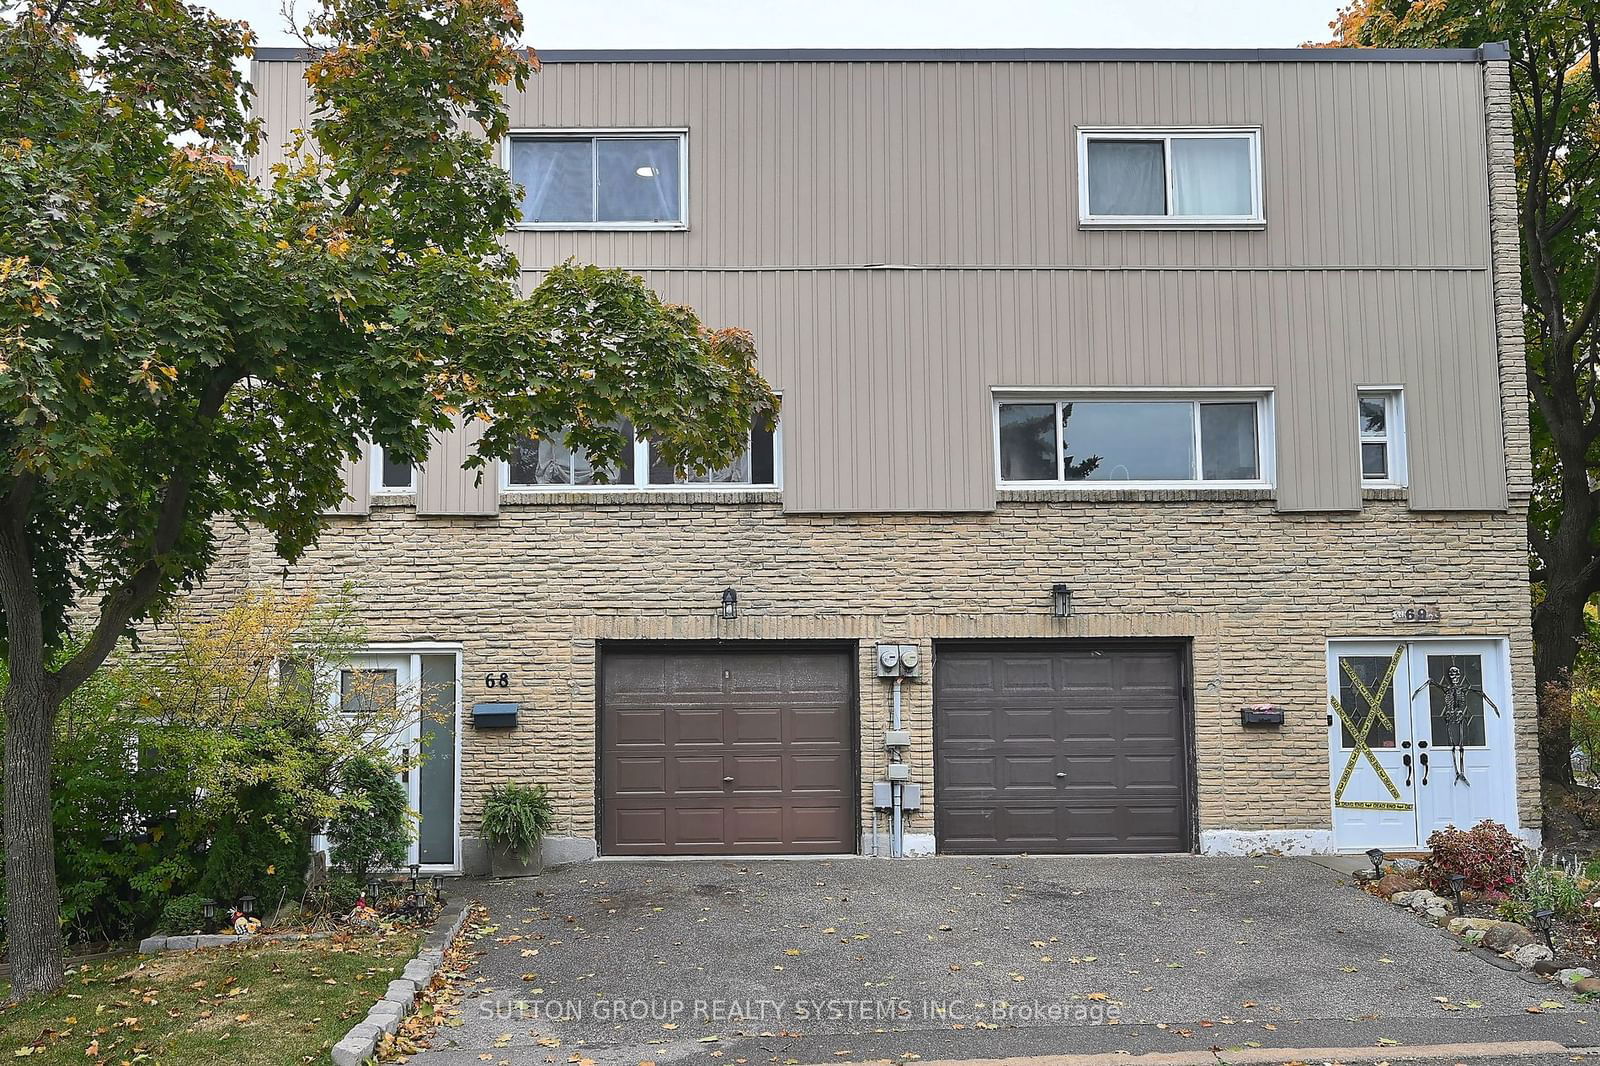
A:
1521,862,1589,919
1498,898,1534,924
326,757,412,881
194,794,312,919
1422,820,1527,896
323,873,366,914
155,895,211,935
481,784,556,859
1,586,406,948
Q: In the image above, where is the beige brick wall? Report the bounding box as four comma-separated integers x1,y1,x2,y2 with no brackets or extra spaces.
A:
181,489,1537,851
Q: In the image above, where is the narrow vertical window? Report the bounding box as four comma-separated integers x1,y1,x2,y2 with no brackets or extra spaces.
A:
1358,389,1406,486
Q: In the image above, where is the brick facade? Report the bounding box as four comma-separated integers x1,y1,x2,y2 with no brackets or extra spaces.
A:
185,488,1538,861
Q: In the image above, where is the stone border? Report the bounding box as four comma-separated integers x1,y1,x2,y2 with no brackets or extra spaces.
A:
1360,871,1583,985
332,899,473,1066
138,930,332,953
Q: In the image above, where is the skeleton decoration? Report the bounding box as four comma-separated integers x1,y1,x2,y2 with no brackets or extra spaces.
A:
1411,664,1500,787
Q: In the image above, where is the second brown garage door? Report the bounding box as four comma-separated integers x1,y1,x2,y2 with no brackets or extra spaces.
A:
600,646,855,855
935,642,1191,854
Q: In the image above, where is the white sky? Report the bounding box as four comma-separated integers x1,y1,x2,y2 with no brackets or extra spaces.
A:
227,0,1339,50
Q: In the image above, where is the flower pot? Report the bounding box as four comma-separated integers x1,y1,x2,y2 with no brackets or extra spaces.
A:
489,844,542,879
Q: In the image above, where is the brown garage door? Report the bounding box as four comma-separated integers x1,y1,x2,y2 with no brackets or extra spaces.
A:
600,647,855,855
935,643,1190,854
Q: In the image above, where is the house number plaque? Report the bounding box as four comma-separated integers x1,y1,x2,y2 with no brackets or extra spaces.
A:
484,672,511,688
1391,605,1442,624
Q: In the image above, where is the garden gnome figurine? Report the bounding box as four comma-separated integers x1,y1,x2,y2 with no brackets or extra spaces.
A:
1411,664,1500,786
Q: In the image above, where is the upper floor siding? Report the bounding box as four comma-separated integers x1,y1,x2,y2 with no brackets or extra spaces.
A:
250,47,1525,515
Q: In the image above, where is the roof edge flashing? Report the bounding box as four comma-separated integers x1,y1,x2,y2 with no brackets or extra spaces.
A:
251,44,1508,65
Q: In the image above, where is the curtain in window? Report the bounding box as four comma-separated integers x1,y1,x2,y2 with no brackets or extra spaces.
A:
1170,137,1252,217
597,138,681,222
1085,141,1165,216
511,139,593,222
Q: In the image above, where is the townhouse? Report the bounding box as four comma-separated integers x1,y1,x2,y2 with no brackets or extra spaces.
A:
223,43,1534,869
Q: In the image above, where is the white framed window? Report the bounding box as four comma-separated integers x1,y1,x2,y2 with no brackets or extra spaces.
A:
505,129,688,230
1077,127,1264,227
370,444,414,494
993,389,1273,488
501,418,780,492
1358,387,1407,486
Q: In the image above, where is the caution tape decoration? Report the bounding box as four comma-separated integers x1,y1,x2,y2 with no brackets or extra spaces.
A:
1331,647,1413,812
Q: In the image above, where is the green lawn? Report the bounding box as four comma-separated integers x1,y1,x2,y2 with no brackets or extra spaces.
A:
0,929,422,1065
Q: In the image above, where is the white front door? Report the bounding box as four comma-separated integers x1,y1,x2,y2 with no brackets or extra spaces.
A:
334,652,462,870
1328,639,1515,852
338,654,424,867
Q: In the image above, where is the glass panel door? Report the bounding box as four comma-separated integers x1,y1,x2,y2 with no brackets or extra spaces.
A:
336,654,422,867
1328,642,1418,850
417,654,458,867
1409,641,1514,844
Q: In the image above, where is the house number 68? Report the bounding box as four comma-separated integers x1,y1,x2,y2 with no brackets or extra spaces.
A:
484,672,510,688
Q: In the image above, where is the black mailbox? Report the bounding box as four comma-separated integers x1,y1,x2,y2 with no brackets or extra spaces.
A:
472,702,520,729
1240,704,1285,727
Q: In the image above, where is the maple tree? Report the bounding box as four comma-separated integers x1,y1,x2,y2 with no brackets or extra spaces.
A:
0,0,772,999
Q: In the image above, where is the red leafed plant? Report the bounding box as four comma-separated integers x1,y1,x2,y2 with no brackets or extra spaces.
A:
1422,820,1527,897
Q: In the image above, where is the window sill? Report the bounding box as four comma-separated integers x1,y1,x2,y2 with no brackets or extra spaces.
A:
998,486,1275,503
510,222,688,232
502,488,780,506
1078,219,1267,231
1362,486,1409,501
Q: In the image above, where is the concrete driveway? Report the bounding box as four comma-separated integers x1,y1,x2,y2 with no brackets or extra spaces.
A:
411,856,1598,1065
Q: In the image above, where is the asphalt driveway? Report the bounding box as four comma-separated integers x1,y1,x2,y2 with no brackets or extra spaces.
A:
411,856,1598,1065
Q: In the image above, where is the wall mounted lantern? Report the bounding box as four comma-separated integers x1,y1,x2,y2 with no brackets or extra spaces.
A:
1051,584,1072,618
721,587,738,620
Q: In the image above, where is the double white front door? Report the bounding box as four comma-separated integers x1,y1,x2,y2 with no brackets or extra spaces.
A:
1327,639,1515,852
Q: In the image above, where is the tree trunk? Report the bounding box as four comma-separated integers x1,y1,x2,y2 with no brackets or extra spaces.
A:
2,666,62,1000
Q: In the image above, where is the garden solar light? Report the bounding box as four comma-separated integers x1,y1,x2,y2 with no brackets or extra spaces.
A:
1365,848,1386,879
366,876,383,901
237,893,257,915
1448,874,1466,915
1534,907,1556,950
431,874,446,902
201,899,218,922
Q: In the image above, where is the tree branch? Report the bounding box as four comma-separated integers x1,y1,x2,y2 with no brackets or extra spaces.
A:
49,371,241,696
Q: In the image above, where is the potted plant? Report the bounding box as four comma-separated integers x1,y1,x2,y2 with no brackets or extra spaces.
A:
481,783,555,878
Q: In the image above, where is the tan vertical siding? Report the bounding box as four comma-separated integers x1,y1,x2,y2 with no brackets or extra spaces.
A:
323,451,370,516
417,417,499,517
252,54,1511,515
